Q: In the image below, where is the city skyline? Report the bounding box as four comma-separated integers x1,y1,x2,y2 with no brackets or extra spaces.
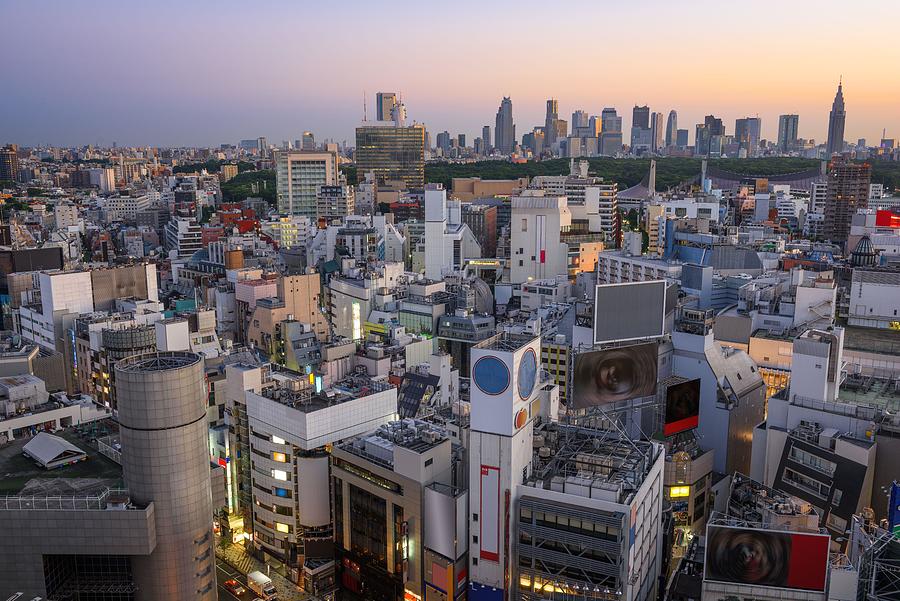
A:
4,0,900,148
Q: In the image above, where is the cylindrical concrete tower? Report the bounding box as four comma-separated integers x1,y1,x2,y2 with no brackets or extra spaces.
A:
116,352,216,600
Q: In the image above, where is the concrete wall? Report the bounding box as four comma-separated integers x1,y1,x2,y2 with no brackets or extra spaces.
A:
0,503,156,598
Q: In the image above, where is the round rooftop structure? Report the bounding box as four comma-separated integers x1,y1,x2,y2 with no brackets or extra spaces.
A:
116,350,201,373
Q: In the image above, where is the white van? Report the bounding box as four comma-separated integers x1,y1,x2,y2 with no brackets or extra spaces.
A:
247,571,277,600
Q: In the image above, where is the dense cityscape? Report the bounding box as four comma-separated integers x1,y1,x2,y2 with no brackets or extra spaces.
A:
3,3,900,601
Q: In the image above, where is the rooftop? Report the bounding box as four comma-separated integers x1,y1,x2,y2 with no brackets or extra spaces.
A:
341,419,449,470
526,423,660,505
262,370,393,413
0,427,122,496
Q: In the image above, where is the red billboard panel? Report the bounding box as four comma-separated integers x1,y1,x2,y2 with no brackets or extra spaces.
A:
664,379,700,436
876,210,900,228
705,525,830,592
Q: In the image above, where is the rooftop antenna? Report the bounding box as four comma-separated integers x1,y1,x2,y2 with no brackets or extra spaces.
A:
363,90,367,122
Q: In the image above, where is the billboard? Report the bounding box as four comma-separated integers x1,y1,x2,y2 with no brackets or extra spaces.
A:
875,210,900,228
571,342,658,409
705,525,830,592
593,281,666,344
479,465,500,562
664,379,701,436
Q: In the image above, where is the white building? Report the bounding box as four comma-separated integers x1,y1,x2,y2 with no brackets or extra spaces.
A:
164,215,202,257
848,269,900,329
509,190,571,285
596,249,682,285
275,150,339,218
424,185,482,280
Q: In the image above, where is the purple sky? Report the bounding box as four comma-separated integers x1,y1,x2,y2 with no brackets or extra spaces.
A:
4,0,899,148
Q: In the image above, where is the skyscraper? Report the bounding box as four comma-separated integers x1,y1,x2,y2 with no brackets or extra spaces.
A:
355,121,426,188
600,108,623,156
823,156,871,244
571,110,589,131
650,111,665,152
495,97,515,154
436,131,452,155
777,114,800,152
0,144,18,181
665,110,678,148
376,92,397,121
826,80,846,156
630,106,651,154
544,98,560,148
734,117,761,157
632,105,650,130
482,125,492,152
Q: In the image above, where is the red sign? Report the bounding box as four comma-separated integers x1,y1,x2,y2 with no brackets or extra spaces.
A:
876,210,900,228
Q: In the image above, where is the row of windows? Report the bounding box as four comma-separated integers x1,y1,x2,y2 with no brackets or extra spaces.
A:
788,445,836,477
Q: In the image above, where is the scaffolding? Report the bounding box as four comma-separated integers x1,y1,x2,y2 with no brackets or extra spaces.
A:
857,533,900,601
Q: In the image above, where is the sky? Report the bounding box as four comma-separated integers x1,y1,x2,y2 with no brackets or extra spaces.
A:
4,0,900,149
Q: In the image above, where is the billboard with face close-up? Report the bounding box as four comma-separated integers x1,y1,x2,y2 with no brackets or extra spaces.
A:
571,342,658,409
705,525,830,592
664,379,701,436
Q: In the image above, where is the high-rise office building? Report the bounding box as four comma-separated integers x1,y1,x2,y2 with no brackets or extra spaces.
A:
495,96,516,154
826,80,846,156
376,92,397,121
735,117,762,156
436,131,452,155
275,150,339,217
544,98,560,148
665,110,678,147
777,114,800,152
676,128,689,148
650,111,665,152
600,107,623,156
632,105,650,130
257,136,269,158
824,156,871,244
571,109,590,131
482,125,491,153
0,144,19,181
457,133,466,148
301,131,315,150
631,106,651,154
705,114,725,136
355,122,426,189
116,351,217,600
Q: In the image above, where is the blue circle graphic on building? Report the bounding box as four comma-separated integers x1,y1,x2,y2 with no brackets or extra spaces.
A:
473,356,510,395
518,349,537,399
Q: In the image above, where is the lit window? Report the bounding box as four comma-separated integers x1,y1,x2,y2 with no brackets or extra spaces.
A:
275,522,290,534
272,452,287,463
669,486,690,498
271,469,288,481
272,435,285,445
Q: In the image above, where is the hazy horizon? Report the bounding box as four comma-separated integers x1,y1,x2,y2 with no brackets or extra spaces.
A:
4,0,899,149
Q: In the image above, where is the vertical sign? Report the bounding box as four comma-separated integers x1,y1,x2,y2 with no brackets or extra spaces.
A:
479,465,500,561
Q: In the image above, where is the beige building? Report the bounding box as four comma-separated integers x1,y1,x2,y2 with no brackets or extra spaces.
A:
246,273,329,349
450,176,528,201
219,163,239,182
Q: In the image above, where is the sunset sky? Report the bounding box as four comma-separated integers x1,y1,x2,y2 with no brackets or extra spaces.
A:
4,0,899,148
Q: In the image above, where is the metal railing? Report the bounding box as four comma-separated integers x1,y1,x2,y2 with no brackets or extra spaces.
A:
0,487,131,511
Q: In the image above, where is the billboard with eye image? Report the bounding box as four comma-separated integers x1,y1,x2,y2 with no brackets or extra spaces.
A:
704,525,830,592
570,342,658,409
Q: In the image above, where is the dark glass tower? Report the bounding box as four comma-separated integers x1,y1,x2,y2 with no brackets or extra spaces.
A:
826,80,846,156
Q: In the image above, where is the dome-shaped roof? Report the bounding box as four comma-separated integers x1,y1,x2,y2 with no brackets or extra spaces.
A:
851,234,876,267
